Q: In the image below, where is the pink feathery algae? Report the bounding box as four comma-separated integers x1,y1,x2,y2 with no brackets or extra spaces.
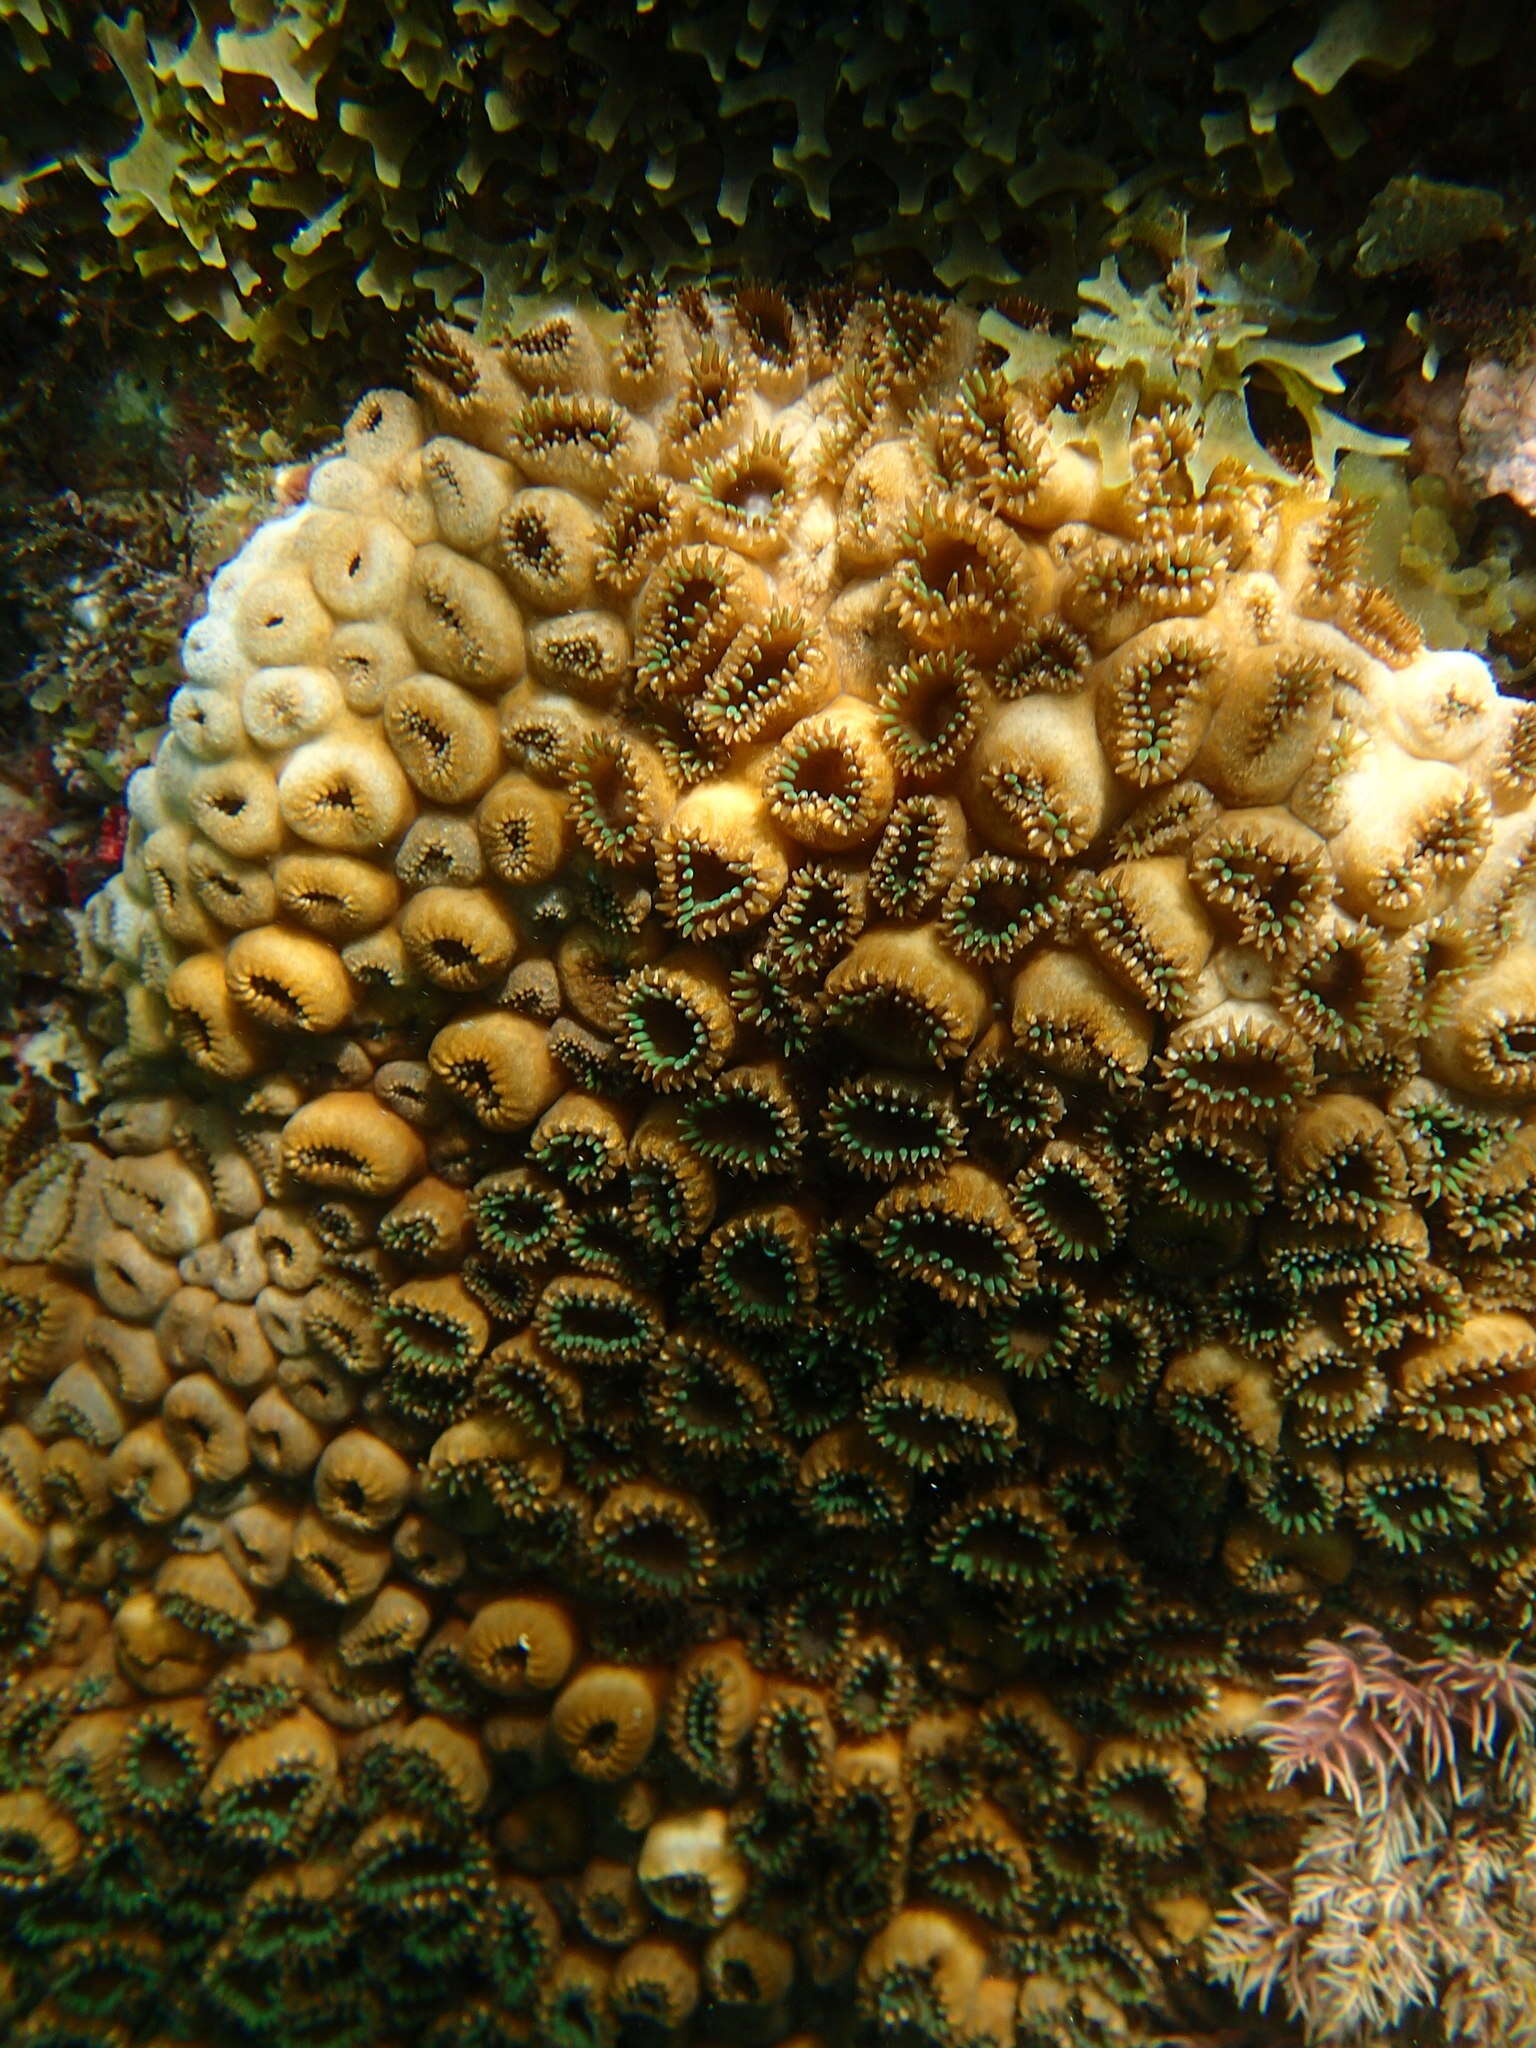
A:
1205,1625,1536,2045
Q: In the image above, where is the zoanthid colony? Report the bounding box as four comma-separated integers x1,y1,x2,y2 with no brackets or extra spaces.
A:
4,287,1536,2047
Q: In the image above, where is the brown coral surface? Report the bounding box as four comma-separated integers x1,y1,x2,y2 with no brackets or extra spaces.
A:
3,290,1536,2047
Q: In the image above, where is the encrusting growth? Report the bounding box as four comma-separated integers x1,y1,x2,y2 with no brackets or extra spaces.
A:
5,285,1536,2046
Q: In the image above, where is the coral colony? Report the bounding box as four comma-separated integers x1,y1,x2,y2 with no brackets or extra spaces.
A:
5,286,1536,2046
